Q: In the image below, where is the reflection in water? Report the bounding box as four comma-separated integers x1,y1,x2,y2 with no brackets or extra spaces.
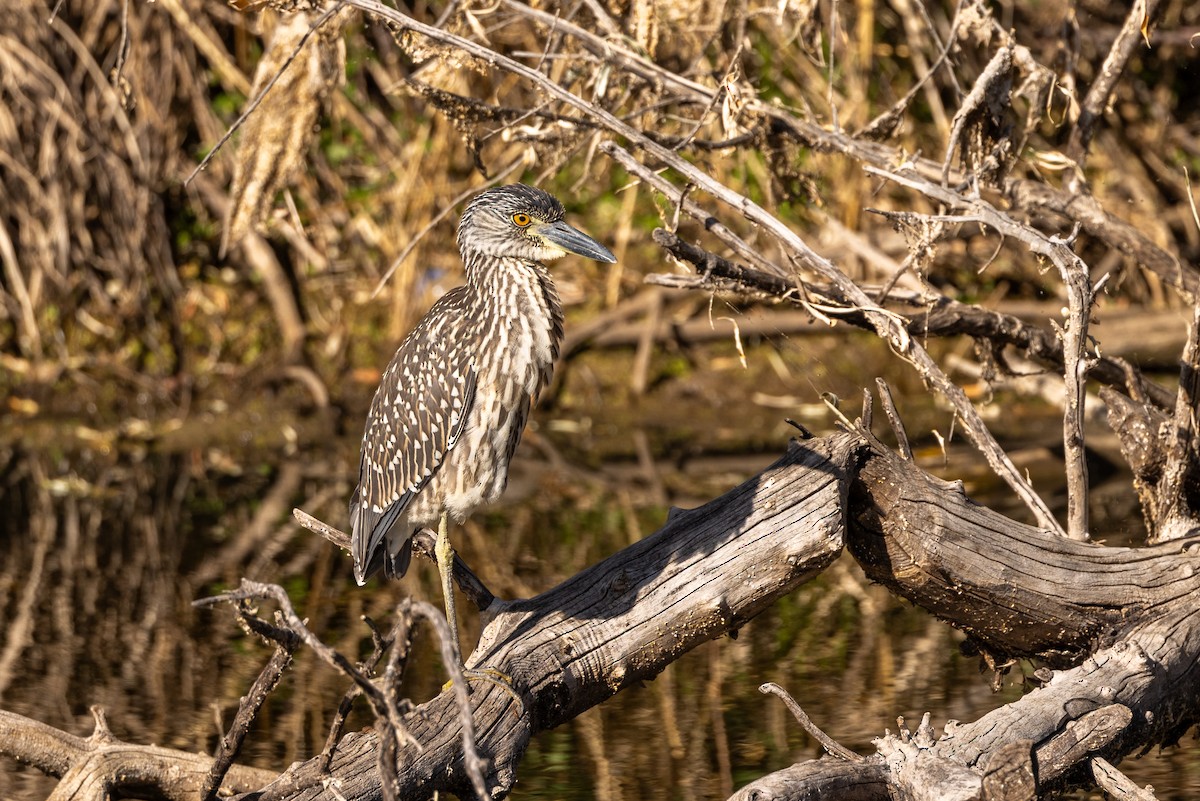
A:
0,440,1195,799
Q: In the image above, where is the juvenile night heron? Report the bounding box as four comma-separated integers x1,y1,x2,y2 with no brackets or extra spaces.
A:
350,184,616,671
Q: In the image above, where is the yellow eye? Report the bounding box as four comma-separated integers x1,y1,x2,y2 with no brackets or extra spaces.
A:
512,213,532,227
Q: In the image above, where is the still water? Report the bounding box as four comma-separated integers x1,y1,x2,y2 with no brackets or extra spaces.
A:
1,351,1197,799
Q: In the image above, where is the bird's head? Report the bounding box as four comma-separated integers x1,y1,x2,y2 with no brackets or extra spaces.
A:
457,184,617,265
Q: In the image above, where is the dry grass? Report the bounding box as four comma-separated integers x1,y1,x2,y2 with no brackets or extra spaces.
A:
0,0,1196,428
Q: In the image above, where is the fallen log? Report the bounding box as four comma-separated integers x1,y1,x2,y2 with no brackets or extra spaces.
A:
8,430,1200,800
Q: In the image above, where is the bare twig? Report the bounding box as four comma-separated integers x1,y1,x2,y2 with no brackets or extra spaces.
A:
318,616,394,774
864,163,1113,535
649,228,1175,412
184,2,346,187
867,172,1116,539
200,640,297,801
759,683,862,762
1091,756,1158,800
194,580,498,799
406,603,490,801
293,507,350,550
193,581,406,737
1007,179,1199,300
1065,0,1164,170
1150,173,1200,541
1050,224,1098,541
875,378,913,460
858,0,965,140
609,143,1066,536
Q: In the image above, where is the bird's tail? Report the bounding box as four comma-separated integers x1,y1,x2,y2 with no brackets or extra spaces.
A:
383,537,413,579
350,485,412,584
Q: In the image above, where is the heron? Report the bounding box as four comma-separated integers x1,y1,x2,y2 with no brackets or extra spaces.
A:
350,184,617,677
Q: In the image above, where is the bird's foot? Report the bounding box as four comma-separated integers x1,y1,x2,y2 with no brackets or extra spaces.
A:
443,667,525,716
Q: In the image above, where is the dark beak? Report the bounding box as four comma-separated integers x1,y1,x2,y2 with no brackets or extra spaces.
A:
537,220,618,263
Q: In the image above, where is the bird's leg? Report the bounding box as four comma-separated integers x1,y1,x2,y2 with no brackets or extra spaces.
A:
434,512,465,661
434,513,525,714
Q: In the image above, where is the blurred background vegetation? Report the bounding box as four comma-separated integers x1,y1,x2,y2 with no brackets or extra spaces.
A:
1,0,1199,797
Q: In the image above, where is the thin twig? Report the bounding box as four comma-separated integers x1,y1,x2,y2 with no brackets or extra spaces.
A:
194,581,417,749
184,2,346,187
293,507,350,550
1049,223,1095,541
609,143,1066,536
649,227,1175,412
759,683,862,762
407,602,491,801
201,640,297,801
858,0,966,140
671,46,742,152
1065,0,1163,170
875,378,913,460
318,615,396,774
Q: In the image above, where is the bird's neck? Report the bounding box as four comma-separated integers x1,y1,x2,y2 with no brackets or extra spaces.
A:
464,253,551,306
463,254,565,391
464,254,563,332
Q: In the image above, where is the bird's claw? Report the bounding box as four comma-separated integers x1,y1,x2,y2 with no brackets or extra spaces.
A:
443,667,526,716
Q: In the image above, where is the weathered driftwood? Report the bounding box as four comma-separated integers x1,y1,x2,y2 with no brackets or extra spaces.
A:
251,430,1200,801
244,434,853,800
733,438,1200,800
0,706,278,801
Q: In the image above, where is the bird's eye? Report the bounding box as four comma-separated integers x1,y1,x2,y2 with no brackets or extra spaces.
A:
512,213,532,227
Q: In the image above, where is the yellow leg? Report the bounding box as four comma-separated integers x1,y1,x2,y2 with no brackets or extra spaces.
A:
434,512,464,661
434,513,525,715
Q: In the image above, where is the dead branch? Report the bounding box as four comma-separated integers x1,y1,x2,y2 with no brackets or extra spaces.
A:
273,431,1200,799
728,433,1200,800
201,639,297,801
862,165,1107,537
759,683,862,762
604,141,1067,537
193,580,493,800
1051,223,1101,541
1005,179,1200,300
1152,294,1200,541
236,435,853,800
500,0,1197,305
0,707,278,801
1065,0,1164,170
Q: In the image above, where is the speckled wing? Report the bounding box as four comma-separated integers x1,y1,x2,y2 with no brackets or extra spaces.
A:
350,292,477,583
